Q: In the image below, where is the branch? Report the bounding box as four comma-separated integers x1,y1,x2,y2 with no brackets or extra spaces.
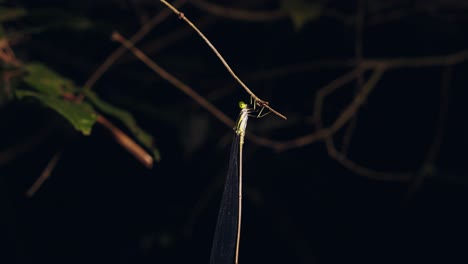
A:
314,68,414,182
119,17,216,64
325,139,413,182
107,32,468,159
159,0,287,120
0,126,51,166
342,0,366,154
26,150,62,197
329,67,385,134
408,66,452,194
0,38,21,66
111,32,307,151
111,32,234,128
97,115,154,168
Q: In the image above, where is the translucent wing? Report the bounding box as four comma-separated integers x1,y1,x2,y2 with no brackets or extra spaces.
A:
209,134,240,264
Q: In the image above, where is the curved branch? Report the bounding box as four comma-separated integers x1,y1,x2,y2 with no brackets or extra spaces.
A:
26,150,62,197
314,68,414,182
159,0,287,120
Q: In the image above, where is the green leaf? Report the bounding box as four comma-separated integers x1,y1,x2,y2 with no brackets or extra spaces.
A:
0,7,27,22
15,90,97,135
280,0,322,30
23,62,77,95
84,90,160,161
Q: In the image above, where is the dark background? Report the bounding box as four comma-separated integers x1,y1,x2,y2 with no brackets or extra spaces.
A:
1,0,468,263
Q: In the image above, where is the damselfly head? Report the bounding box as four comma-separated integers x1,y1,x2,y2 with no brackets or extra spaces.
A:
238,101,248,109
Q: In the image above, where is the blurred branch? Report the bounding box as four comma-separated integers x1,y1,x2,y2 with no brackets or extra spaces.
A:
316,68,415,182
408,66,452,193
97,115,154,168
63,89,155,168
119,16,216,64
109,3,468,181
0,126,51,166
112,32,235,128
25,150,62,197
0,39,21,66
342,0,366,155
325,68,385,137
81,0,187,95
103,41,468,156
424,67,451,164
324,138,413,181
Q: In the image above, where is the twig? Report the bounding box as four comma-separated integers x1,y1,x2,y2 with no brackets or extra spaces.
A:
107,35,468,161
159,0,287,120
119,17,216,64
342,0,365,154
111,32,312,151
329,68,384,135
2,69,23,97
111,32,234,128
315,68,413,181
341,117,357,154
325,139,413,182
408,66,452,194
25,150,62,197
63,92,154,168
97,115,154,168
313,68,364,125
424,67,451,164
0,126,51,166
0,38,21,66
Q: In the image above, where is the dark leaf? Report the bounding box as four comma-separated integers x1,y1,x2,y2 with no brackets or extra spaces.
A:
15,90,97,135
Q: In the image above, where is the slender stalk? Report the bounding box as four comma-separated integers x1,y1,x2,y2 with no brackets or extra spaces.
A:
159,0,287,120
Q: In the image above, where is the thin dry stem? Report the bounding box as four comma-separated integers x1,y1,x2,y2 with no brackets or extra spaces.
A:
111,32,235,128
0,126,51,166
408,66,452,194
120,17,215,64
325,139,413,182
342,0,365,154
159,0,287,120
26,150,62,197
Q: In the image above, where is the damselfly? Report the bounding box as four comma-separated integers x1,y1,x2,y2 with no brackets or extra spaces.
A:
209,101,267,264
